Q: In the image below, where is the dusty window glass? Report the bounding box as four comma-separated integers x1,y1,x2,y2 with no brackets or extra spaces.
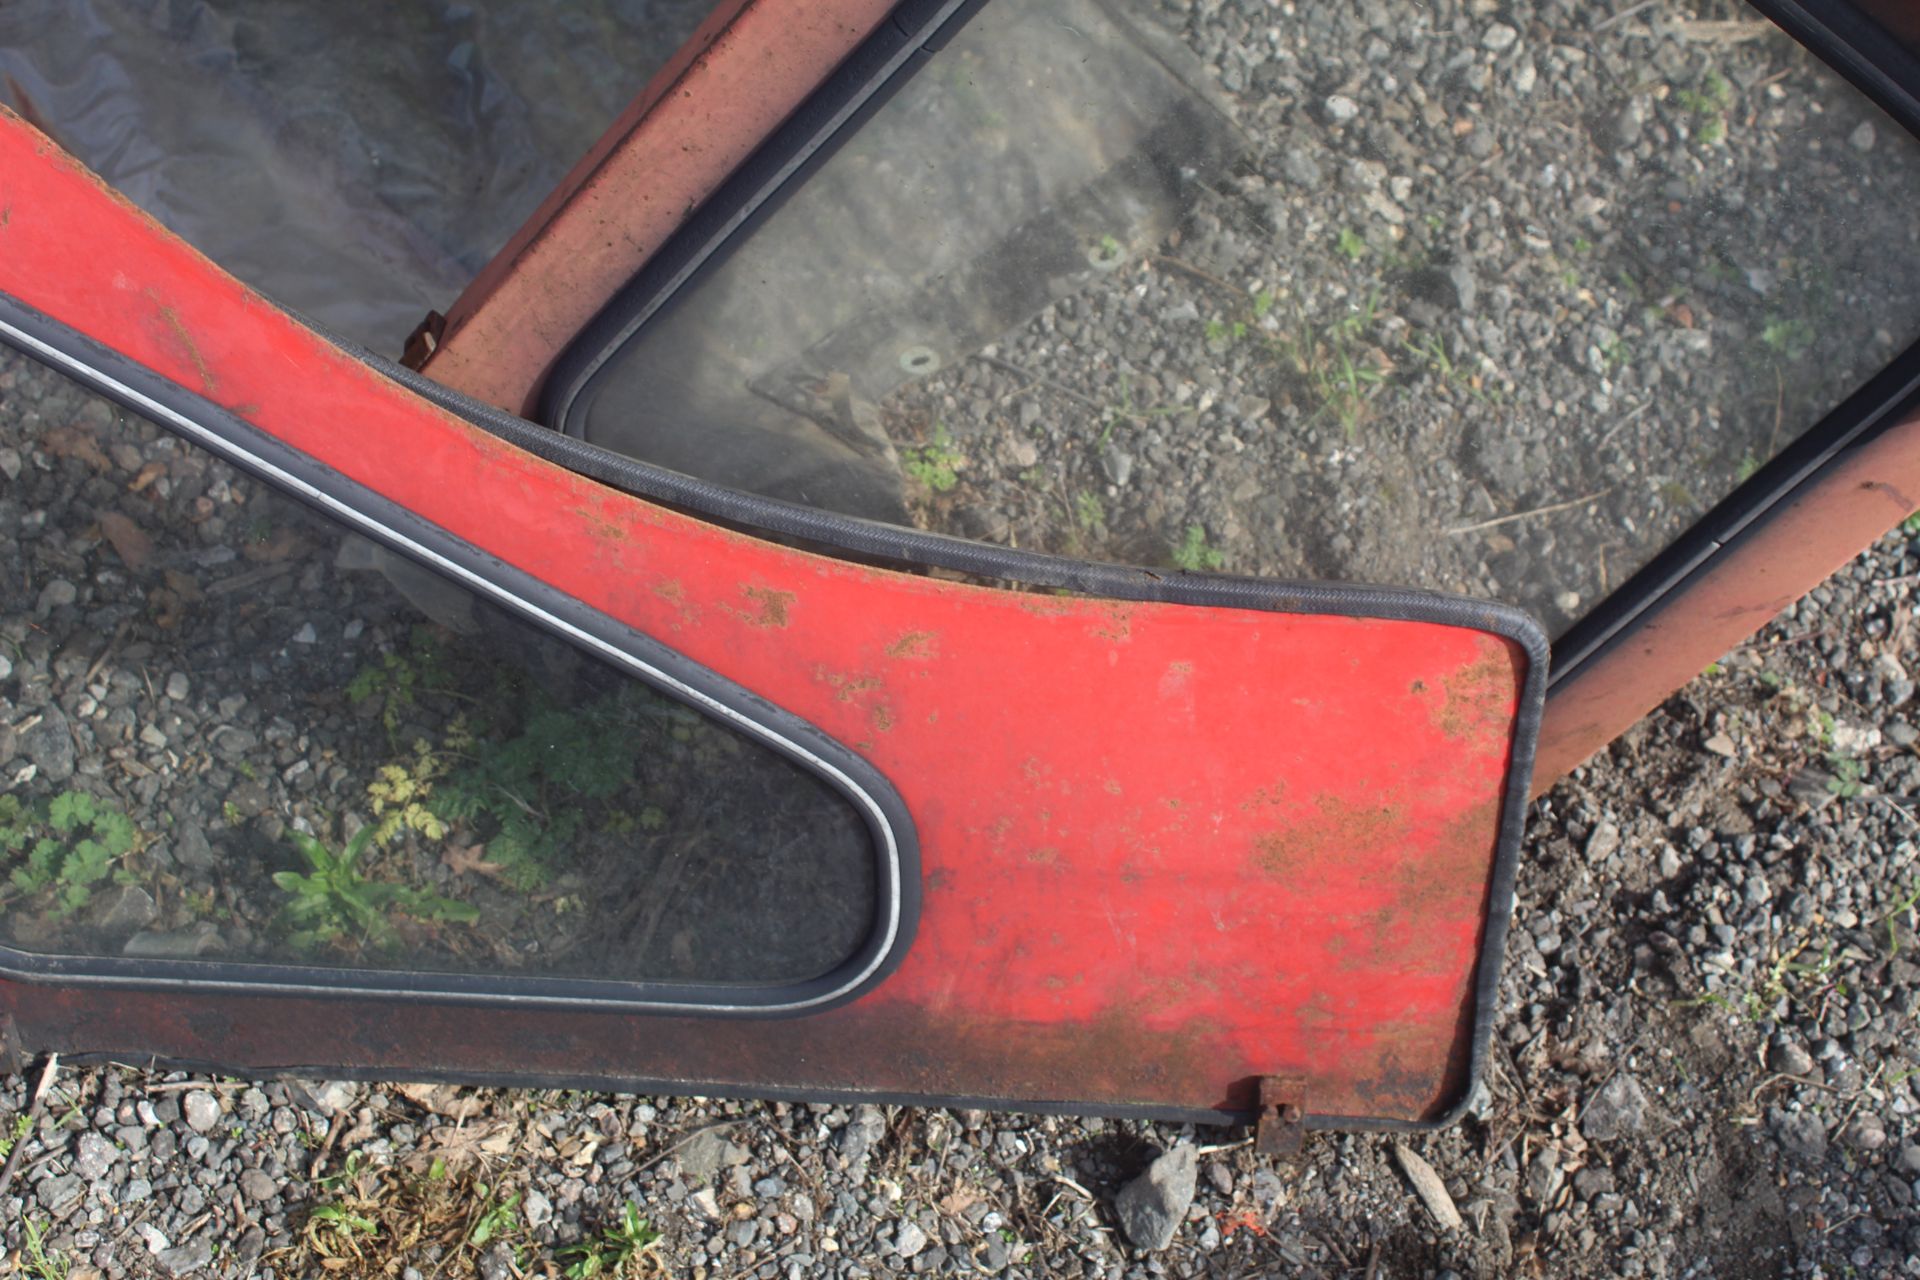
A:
0,345,876,987
0,0,717,352
562,0,1920,635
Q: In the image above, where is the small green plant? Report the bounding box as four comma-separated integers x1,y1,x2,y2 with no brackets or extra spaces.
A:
1879,880,1920,956
1171,523,1226,573
367,738,451,845
431,685,657,889
558,1202,661,1279
468,1184,522,1247
1205,316,1247,345
21,1217,70,1280
347,626,453,743
274,825,477,952
1271,291,1388,437
1,790,139,917
1336,227,1368,261
1902,511,1920,535
1100,373,1180,446
1826,753,1864,799
1674,70,1734,144
1403,332,1457,383
1074,492,1105,532
1761,316,1815,360
0,1111,31,1158
901,423,964,493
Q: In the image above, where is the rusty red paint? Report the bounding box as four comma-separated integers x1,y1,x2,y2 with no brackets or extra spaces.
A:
418,0,898,411
0,110,1530,1123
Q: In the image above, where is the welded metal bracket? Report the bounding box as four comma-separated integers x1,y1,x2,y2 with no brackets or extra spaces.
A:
1254,1075,1307,1158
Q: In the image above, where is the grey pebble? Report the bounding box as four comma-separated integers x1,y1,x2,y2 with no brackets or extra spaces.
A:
1582,1074,1648,1141
73,1130,116,1180
35,577,77,614
1775,1110,1829,1162
239,1168,279,1202
182,1089,221,1133
1114,1144,1197,1252
37,1172,83,1214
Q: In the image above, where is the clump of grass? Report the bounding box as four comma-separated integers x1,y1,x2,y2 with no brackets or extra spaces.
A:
559,1202,661,1278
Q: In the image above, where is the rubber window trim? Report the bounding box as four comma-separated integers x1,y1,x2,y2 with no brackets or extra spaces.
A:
0,296,920,1019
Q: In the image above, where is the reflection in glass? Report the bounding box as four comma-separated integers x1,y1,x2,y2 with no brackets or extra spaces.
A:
0,345,875,986
572,0,1920,634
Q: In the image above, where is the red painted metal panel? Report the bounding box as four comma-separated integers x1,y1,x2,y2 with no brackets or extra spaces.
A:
0,111,1534,1124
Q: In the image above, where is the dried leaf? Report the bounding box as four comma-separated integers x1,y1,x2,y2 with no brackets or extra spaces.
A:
42,424,112,470
939,1189,981,1216
98,511,153,570
393,1082,486,1121
129,460,168,492
1393,1142,1463,1231
441,843,504,879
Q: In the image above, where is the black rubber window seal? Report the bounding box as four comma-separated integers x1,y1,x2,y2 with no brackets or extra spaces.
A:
0,295,920,1019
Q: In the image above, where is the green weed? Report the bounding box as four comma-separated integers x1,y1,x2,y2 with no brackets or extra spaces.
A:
367,738,451,846
347,627,453,744
21,1218,70,1280
1074,492,1105,533
1,790,139,917
1171,523,1226,573
1674,70,1734,144
274,825,477,953
0,1111,31,1158
468,1184,521,1248
1761,316,1815,360
431,684,656,889
901,424,964,493
1101,373,1180,447
1336,227,1368,261
558,1202,660,1279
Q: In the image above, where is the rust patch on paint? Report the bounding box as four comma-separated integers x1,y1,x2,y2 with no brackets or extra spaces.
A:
1089,604,1133,642
817,670,884,703
728,584,794,628
144,291,216,395
1429,644,1514,742
1251,795,1403,880
1238,782,1288,812
872,704,895,733
886,630,938,660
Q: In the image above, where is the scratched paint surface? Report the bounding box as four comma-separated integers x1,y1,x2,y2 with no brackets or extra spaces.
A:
0,114,1530,1122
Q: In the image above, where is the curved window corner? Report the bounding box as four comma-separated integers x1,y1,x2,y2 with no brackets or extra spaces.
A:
0,337,913,1014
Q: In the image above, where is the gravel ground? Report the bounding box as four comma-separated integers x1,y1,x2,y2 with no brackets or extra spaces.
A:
7,517,1920,1279
881,0,1920,636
